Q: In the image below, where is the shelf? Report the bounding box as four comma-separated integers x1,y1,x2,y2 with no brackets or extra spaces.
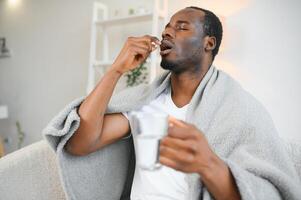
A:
93,60,113,68
87,1,169,94
92,61,112,75
95,12,165,27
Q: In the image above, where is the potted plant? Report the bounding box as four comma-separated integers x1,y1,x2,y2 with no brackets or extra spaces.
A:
125,61,149,87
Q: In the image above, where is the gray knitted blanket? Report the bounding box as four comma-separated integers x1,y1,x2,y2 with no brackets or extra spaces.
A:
43,66,301,200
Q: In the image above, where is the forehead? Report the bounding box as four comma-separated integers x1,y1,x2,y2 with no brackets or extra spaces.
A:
170,8,205,25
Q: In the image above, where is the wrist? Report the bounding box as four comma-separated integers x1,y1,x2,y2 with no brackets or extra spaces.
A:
198,156,241,200
198,153,226,181
110,63,126,75
108,65,124,77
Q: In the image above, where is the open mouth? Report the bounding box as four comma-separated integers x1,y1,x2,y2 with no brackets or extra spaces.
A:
160,40,173,56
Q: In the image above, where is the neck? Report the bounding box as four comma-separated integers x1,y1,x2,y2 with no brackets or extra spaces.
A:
170,63,210,107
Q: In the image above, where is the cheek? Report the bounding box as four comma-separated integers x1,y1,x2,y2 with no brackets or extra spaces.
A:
177,37,203,57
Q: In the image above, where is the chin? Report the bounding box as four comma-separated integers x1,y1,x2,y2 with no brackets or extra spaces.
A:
160,57,185,74
160,57,173,70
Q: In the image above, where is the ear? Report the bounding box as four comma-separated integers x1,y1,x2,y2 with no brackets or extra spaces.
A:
204,36,216,52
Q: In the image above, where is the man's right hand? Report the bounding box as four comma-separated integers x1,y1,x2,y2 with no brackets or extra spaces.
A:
111,35,161,74
66,35,160,156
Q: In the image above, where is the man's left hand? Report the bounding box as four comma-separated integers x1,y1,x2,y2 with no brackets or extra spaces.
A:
159,116,219,175
159,117,241,200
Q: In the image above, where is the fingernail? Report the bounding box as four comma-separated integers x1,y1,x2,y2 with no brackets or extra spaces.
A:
152,41,160,46
151,43,159,51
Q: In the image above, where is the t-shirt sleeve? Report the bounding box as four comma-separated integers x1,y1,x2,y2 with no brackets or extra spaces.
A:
122,111,129,119
121,112,132,140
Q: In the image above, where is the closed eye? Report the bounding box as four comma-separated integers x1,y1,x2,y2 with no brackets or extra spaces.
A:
176,24,189,31
177,27,188,31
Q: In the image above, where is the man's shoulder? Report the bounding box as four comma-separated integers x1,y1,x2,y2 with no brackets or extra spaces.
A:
216,68,272,123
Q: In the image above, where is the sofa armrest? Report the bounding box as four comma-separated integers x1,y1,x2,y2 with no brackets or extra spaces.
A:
0,140,66,200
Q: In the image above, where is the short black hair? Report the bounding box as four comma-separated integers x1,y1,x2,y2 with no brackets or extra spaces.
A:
187,6,223,61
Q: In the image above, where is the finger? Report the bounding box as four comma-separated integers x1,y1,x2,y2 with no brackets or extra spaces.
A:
129,44,150,59
167,125,193,140
128,36,151,51
148,35,161,45
159,156,180,171
148,36,161,51
168,116,187,128
130,36,160,51
130,43,150,53
151,42,160,51
160,145,194,164
132,41,153,52
131,35,160,44
160,136,192,153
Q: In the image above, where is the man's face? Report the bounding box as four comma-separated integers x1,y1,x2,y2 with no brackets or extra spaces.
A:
160,8,206,74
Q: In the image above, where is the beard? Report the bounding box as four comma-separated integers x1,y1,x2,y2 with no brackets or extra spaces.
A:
160,58,186,74
160,49,202,75
160,55,201,74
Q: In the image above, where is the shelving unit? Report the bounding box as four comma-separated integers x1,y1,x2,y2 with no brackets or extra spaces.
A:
86,0,168,94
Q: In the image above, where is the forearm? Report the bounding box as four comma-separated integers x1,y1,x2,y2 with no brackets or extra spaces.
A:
78,66,122,121
66,66,123,155
199,155,241,200
65,35,159,155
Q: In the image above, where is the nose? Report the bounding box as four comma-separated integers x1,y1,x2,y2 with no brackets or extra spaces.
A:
162,26,175,40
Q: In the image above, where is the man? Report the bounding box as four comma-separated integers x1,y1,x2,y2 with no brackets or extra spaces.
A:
60,6,300,200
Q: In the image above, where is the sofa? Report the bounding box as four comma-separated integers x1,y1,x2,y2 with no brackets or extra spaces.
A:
0,140,66,199
0,138,300,200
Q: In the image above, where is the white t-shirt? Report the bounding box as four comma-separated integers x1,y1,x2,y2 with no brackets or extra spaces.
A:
123,86,190,200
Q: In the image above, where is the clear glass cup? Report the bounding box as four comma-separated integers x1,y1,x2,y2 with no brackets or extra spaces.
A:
130,112,168,170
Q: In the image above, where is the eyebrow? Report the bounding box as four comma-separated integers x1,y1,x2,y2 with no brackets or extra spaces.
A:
175,20,190,24
165,20,190,28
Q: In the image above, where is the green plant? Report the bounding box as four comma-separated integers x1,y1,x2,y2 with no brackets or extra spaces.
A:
125,61,148,87
16,121,25,149
128,8,135,15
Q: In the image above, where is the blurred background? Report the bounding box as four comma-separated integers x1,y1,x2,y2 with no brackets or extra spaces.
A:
0,0,300,155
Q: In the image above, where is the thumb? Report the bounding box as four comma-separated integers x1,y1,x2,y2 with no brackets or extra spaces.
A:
168,116,187,128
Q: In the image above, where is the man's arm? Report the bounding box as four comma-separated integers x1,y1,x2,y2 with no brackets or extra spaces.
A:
159,117,241,200
65,69,128,156
65,35,160,156
197,152,241,200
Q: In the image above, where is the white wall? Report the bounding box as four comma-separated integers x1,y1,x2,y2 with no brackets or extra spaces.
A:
224,0,301,140
0,0,94,153
0,0,300,154
169,0,301,140
0,0,154,154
